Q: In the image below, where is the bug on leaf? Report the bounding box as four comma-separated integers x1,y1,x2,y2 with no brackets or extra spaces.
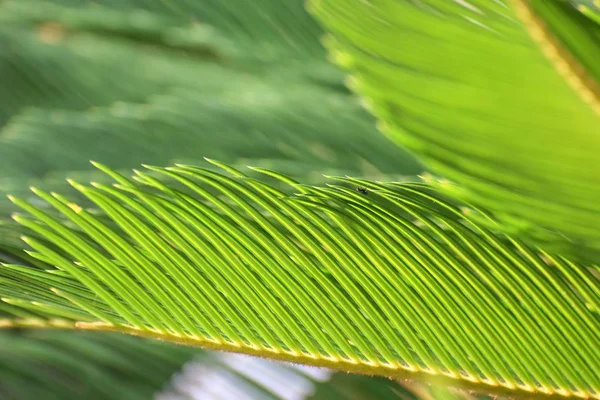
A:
356,187,368,195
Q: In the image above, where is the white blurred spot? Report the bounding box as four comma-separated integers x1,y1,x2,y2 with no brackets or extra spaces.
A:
158,353,333,400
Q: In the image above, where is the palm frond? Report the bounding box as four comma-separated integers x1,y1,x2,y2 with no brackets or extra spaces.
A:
0,226,481,400
308,0,600,259
2,162,599,398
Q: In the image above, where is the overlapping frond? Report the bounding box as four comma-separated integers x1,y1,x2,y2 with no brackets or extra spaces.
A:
2,162,599,398
308,0,600,259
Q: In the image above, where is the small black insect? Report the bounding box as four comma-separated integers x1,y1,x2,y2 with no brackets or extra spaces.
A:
356,187,369,195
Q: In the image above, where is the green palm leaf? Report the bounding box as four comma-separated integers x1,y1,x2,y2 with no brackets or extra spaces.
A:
308,0,600,258
2,162,599,398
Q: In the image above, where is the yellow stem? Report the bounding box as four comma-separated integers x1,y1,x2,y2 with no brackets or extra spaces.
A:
510,0,600,116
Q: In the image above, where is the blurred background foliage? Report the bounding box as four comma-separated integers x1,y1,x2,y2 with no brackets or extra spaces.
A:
0,0,423,215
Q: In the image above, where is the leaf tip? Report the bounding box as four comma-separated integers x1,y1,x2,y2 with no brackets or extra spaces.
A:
89,160,108,170
68,202,83,213
142,164,161,172
67,179,86,191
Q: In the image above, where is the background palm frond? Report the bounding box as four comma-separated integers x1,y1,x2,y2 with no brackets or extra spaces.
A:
308,0,600,260
0,0,422,215
0,329,195,400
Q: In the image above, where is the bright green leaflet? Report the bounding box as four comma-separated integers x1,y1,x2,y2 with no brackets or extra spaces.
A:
308,0,600,259
2,162,599,398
